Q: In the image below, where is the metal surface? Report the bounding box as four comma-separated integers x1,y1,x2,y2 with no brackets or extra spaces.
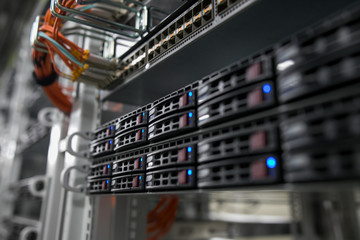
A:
291,190,360,240
39,114,68,240
91,196,147,240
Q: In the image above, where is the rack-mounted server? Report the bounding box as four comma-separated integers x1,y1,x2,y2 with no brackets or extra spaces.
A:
86,2,360,194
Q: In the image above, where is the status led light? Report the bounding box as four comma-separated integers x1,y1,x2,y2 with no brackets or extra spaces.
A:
266,157,277,169
106,180,109,184
107,164,110,168
139,176,142,180
140,158,143,162
262,84,272,94
142,129,144,133
143,112,145,116
187,169,193,176
188,112,193,118
187,146,192,153
188,91,193,97
110,126,114,130
109,140,113,144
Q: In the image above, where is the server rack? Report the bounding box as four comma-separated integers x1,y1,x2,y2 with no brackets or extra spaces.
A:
0,0,360,240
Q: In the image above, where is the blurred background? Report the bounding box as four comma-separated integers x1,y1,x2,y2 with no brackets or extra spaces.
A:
0,1,359,240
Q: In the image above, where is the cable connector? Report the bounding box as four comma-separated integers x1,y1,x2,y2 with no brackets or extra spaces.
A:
71,64,89,82
83,49,90,61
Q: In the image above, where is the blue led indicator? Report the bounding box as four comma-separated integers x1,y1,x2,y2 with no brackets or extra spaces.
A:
109,140,113,145
139,176,142,180
188,91,193,97
262,84,272,94
188,112,193,118
107,164,110,169
187,147,192,153
110,126,114,130
143,112,145,116
266,157,277,169
140,158,143,162
187,169,193,176
106,180,109,184
142,129,144,133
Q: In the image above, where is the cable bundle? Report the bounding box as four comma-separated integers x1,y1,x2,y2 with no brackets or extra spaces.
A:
147,195,179,240
32,49,73,114
34,1,92,82
31,0,120,112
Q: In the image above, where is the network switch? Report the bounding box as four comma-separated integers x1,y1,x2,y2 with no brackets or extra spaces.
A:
146,166,196,191
216,0,251,16
198,81,276,127
111,174,145,193
114,127,148,151
197,154,280,188
119,0,214,82
147,0,213,63
87,178,111,193
148,110,197,141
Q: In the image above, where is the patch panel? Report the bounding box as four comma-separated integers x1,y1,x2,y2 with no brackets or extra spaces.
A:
90,138,114,157
147,143,197,170
197,154,280,188
92,124,116,143
198,117,279,163
276,5,360,102
87,178,111,193
147,0,214,63
88,162,112,179
112,155,146,176
149,86,197,123
146,166,196,191
198,81,276,127
197,53,274,105
216,0,251,15
148,110,197,141
111,174,145,193
114,127,148,151
281,95,360,151
284,142,360,182
116,110,149,135
121,45,147,80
